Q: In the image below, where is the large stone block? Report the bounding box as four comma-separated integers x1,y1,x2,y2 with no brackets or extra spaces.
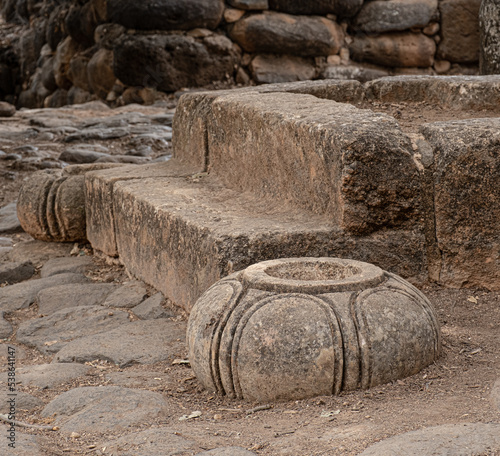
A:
437,0,481,63
187,258,440,402
268,0,363,17
350,32,436,68
106,0,224,31
354,0,438,33
176,90,422,235
113,34,239,93
421,118,500,290
87,48,115,99
249,54,316,83
229,12,343,56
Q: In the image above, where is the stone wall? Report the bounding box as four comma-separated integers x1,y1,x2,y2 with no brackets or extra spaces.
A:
0,0,483,108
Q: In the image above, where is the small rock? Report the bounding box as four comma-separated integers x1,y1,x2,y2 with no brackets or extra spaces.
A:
0,202,23,234
102,428,198,456
250,54,316,84
13,145,39,155
40,256,93,278
41,386,169,434
132,292,176,320
9,240,74,266
196,448,258,456
0,101,16,117
0,273,89,312
18,363,90,389
0,312,13,339
0,390,43,413
36,283,118,315
103,280,148,308
0,261,35,285
16,305,129,354
1,153,22,161
54,319,186,366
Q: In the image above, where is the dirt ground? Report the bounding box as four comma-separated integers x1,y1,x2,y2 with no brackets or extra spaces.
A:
0,99,499,455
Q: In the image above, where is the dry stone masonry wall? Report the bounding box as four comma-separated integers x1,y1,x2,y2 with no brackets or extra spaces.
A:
0,0,486,108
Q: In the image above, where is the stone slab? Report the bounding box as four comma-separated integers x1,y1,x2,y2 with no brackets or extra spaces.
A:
0,312,13,339
105,370,174,389
40,256,93,278
492,378,500,412
174,90,421,235
41,386,169,434
101,428,199,456
17,363,90,389
0,202,22,234
16,306,130,354
107,174,425,311
8,240,74,266
0,433,46,456
36,282,118,315
0,261,35,285
196,448,257,456
421,118,500,290
132,292,176,320
359,423,500,455
53,319,186,367
0,390,43,413
0,273,89,312
103,280,147,308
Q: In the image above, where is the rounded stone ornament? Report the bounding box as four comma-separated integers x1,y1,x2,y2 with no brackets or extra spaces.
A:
187,258,441,403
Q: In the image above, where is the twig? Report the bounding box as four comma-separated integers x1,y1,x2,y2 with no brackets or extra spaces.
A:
0,413,57,430
246,404,272,414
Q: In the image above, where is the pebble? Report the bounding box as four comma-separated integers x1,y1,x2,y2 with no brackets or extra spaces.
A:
103,280,148,308
101,428,198,456
359,423,500,455
0,273,89,312
53,319,186,366
132,292,176,320
0,261,35,285
0,101,16,117
36,282,118,315
40,256,93,278
16,305,129,354
8,240,74,266
0,202,22,234
17,363,90,389
41,386,169,434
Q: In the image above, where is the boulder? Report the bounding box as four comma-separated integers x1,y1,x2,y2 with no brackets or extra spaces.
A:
65,2,97,48
250,54,316,83
268,0,363,17
437,0,481,63
87,48,115,99
0,101,16,117
350,32,436,67
107,0,224,31
230,12,343,56
113,34,239,92
228,0,269,9
53,37,81,90
479,0,500,74
41,56,57,92
354,0,438,33
69,54,90,92
46,4,69,52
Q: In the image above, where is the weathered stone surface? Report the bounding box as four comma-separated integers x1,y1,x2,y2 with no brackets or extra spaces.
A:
250,54,316,83
229,0,268,9
0,101,15,117
113,34,239,93
105,370,174,388
178,90,421,234
0,273,88,313
0,311,13,338
8,240,74,266
492,378,500,411
40,256,93,278
16,305,129,354
95,23,126,50
53,319,186,366
479,0,500,74
230,12,343,56
36,283,118,315
59,148,111,163
0,433,46,456
421,118,500,290
354,0,438,33
437,0,481,63
44,88,68,108
41,387,166,436
132,292,176,320
0,202,22,233
365,75,500,110
268,0,363,17
196,448,257,456
18,363,90,389
359,423,500,455
64,127,130,142
87,48,115,99
321,64,390,82
68,54,90,92
188,258,440,402
0,261,35,285
0,390,43,413
53,37,80,90
350,32,436,67
103,280,148,308
101,428,199,456
107,0,224,31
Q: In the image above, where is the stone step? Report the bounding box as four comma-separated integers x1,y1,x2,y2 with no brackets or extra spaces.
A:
85,162,425,311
